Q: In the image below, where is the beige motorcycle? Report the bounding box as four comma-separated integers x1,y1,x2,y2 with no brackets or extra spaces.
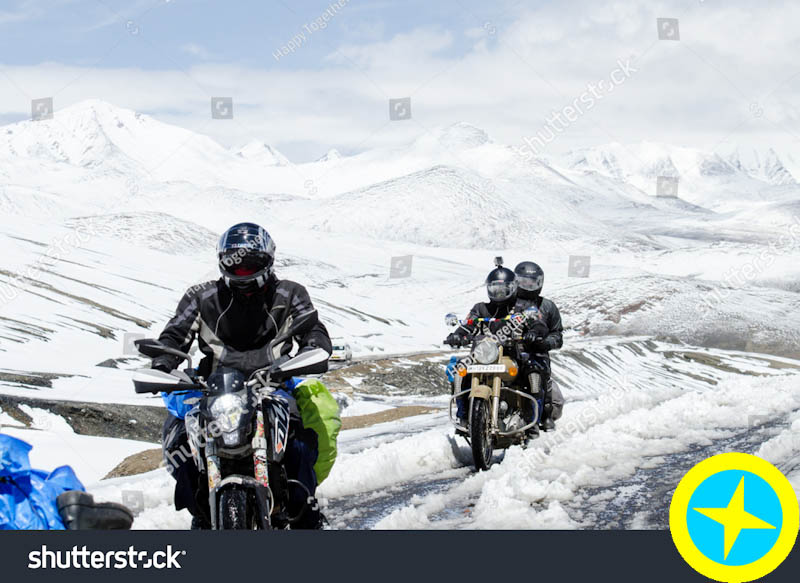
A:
444,307,546,470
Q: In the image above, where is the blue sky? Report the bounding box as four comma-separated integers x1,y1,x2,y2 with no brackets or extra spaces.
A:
0,0,515,68
0,0,798,161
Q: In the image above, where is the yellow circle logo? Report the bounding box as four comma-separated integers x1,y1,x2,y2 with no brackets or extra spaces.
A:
670,452,799,582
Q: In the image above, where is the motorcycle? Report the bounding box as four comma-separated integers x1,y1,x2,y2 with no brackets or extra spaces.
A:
132,337,329,530
444,307,548,470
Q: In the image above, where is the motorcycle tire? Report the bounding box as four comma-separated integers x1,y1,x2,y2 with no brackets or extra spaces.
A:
220,486,256,530
470,399,493,471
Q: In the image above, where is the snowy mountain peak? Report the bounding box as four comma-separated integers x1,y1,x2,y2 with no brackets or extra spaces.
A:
413,122,490,150
723,146,796,185
235,141,291,166
317,148,342,162
564,141,742,182
0,98,231,176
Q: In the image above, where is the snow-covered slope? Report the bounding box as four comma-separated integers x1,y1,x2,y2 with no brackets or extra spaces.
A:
0,100,798,530
234,141,291,167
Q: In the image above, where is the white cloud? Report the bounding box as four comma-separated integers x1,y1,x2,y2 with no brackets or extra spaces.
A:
0,0,798,161
0,0,44,25
180,43,211,59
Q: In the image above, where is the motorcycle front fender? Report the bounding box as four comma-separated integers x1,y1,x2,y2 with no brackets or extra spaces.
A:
469,384,492,401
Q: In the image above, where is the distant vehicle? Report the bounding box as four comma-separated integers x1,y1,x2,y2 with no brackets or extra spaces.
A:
330,342,353,362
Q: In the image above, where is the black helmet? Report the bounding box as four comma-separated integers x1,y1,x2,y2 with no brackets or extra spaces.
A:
514,261,544,298
217,223,276,292
485,261,518,303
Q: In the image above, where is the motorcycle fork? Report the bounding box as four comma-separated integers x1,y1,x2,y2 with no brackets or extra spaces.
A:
491,376,502,431
206,441,222,530
252,406,272,528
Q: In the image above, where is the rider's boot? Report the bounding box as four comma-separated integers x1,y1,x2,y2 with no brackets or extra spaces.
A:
291,495,325,529
540,406,556,431
453,379,468,434
539,379,563,432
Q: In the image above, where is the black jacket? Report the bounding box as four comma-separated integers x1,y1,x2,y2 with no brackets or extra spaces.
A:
153,277,332,376
458,295,563,363
514,295,563,352
459,300,515,338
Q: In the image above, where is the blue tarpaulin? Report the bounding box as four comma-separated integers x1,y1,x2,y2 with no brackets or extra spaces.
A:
0,434,85,530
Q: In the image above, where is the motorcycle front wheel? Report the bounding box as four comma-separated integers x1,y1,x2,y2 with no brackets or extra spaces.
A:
219,487,258,530
470,399,493,471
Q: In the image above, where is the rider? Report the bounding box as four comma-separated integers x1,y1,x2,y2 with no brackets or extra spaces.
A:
151,222,332,529
513,261,564,431
445,260,520,428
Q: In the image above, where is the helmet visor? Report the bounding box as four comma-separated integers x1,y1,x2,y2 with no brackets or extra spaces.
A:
517,274,542,292
487,280,517,301
219,250,271,277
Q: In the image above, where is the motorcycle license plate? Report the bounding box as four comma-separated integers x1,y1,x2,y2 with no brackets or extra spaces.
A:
466,364,506,373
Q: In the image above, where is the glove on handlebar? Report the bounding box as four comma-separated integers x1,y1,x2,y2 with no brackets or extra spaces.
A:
523,330,551,352
151,358,175,374
445,333,468,347
218,347,279,376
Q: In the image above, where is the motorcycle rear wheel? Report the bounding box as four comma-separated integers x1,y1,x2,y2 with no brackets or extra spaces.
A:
470,399,493,471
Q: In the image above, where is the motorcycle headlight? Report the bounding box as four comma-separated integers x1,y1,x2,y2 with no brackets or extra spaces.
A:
472,339,500,365
222,431,241,446
209,393,247,433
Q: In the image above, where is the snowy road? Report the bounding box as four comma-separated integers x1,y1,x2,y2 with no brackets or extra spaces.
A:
320,341,800,530
79,337,800,530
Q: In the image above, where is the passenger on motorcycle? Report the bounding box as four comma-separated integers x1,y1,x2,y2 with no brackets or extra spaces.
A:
152,222,332,529
513,261,564,431
445,260,564,433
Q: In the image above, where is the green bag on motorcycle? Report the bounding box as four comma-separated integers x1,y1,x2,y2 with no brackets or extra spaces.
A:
293,378,341,484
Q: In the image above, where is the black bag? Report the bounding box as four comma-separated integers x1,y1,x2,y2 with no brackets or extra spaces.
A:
56,491,134,530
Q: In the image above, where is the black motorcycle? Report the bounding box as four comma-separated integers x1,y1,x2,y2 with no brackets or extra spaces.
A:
132,338,328,529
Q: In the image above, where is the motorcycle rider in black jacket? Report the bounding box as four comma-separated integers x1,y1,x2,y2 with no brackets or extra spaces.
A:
152,223,332,529
513,261,564,431
445,262,521,429
445,260,564,433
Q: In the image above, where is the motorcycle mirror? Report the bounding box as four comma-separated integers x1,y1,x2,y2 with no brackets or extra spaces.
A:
134,338,193,369
445,313,459,327
493,256,503,267
265,310,316,355
276,347,330,376
132,368,200,394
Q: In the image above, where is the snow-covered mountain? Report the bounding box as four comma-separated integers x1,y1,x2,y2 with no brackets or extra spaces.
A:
234,141,291,167
559,142,799,216
0,99,798,362
722,146,798,185
1,99,799,530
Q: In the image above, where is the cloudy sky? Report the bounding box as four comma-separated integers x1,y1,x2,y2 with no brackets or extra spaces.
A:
0,0,798,161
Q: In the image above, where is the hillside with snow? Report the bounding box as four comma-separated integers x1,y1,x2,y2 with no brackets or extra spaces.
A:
0,100,798,529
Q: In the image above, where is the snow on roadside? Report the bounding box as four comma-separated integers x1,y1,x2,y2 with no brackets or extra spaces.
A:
318,427,465,499
0,405,25,428
756,411,800,505
376,374,800,529
18,404,75,433
2,425,157,484
88,470,191,530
